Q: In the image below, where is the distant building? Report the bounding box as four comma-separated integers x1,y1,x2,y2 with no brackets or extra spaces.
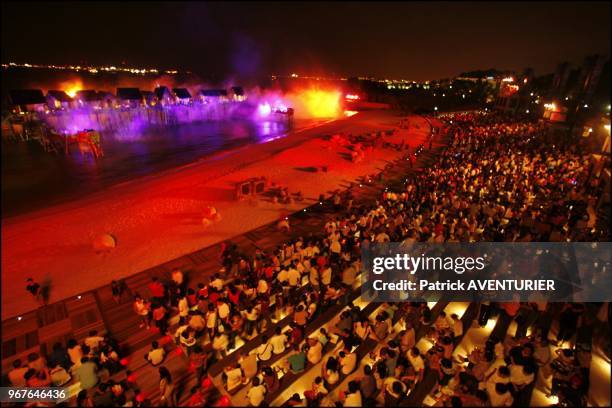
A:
198,89,228,104
98,91,117,108
141,91,157,106
230,86,245,101
75,90,106,109
9,89,47,112
154,86,174,106
46,90,75,110
493,76,526,114
116,88,144,108
172,88,192,104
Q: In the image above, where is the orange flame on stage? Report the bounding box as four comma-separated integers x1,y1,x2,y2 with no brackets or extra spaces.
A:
292,88,342,118
59,79,84,98
276,87,341,119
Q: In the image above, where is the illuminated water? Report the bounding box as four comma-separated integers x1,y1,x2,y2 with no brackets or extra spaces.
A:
2,118,294,217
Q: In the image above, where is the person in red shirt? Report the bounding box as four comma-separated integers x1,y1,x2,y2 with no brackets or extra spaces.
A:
152,302,168,335
208,290,220,305
264,264,275,280
197,283,208,299
186,288,198,308
288,323,304,347
227,285,242,307
148,277,166,304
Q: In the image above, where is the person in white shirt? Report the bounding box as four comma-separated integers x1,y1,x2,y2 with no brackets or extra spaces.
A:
224,364,244,392
252,334,273,362
217,299,230,321
210,274,224,291
146,341,166,366
270,327,288,355
257,279,269,295
407,348,425,380
321,267,332,287
287,264,301,287
276,268,289,285
308,266,320,288
306,338,323,365
212,332,229,358
338,350,358,375
178,296,189,320
246,377,267,407
84,331,105,350
510,363,536,389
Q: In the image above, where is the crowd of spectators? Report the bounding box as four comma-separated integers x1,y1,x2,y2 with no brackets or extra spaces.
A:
124,112,605,407
6,112,606,407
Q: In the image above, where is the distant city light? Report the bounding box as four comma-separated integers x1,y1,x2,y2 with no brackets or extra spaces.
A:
525,109,530,113
584,104,588,108
502,77,514,82
2,61,178,75
434,106,438,111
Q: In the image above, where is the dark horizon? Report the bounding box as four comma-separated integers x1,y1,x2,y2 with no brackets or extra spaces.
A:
2,2,610,81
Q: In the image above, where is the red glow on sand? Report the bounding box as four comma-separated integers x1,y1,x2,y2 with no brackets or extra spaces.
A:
175,347,183,356
136,393,145,403
127,373,136,382
120,358,129,366
217,395,231,407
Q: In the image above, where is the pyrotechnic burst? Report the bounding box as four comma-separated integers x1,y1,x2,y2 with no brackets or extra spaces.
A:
59,79,84,98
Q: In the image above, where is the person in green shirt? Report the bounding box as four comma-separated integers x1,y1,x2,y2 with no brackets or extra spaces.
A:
287,344,307,374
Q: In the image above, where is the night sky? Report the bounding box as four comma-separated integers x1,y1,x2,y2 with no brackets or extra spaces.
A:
2,2,610,81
